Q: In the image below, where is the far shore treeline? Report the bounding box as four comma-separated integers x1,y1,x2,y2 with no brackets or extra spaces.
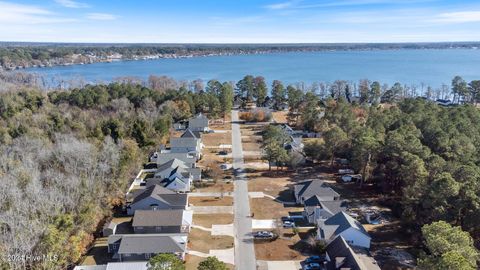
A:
0,72,480,269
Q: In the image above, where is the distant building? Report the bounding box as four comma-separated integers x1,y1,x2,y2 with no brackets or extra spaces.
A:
188,113,209,132
170,129,203,159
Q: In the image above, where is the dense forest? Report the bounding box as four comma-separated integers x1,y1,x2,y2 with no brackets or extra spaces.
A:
0,72,479,269
1,41,480,70
0,79,233,269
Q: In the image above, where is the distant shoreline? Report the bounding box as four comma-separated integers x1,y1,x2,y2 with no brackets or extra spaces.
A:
1,42,479,71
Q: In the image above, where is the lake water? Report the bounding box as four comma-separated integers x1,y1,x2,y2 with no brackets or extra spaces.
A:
26,49,480,89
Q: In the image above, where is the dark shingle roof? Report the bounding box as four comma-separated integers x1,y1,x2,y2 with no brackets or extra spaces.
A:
295,180,339,201
132,210,184,227
181,129,199,139
320,212,370,240
131,185,187,207
116,234,186,254
326,236,366,270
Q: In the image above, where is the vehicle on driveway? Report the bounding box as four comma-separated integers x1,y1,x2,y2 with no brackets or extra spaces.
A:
283,220,295,228
303,262,321,270
338,169,355,175
218,150,228,155
253,231,276,239
304,255,326,264
341,174,362,182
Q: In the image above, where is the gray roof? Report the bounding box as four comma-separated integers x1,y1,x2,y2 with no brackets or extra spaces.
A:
326,236,367,270
156,158,186,172
181,129,198,139
106,262,148,270
320,212,370,240
295,180,340,201
305,199,347,219
132,210,184,227
131,185,187,207
117,234,186,254
74,266,107,270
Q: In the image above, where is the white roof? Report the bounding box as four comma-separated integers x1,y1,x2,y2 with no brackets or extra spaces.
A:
106,262,149,270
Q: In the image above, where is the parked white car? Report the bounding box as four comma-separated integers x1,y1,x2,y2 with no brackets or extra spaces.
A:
338,169,354,175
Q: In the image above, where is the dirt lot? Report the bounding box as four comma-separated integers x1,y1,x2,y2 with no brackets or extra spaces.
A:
248,170,295,200
272,111,288,124
202,132,232,148
254,232,311,261
193,214,234,228
194,181,234,193
185,254,234,270
188,228,234,253
250,198,303,219
189,196,234,206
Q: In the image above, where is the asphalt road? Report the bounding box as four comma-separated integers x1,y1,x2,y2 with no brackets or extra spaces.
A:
231,110,257,270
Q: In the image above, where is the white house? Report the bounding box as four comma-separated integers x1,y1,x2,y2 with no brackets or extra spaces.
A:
317,211,371,249
170,129,203,159
325,236,381,270
151,152,196,168
188,113,209,132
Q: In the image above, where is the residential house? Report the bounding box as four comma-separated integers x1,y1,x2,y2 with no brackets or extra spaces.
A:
303,196,347,224
144,175,191,193
132,209,192,234
108,234,187,262
151,152,196,168
317,211,371,249
127,185,187,215
154,158,201,181
103,220,117,237
170,129,203,160
325,235,380,270
294,180,340,204
188,113,209,132
74,262,149,270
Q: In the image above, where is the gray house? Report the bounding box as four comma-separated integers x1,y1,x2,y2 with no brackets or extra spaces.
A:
132,209,192,234
102,220,117,237
303,196,347,224
108,234,187,262
294,180,340,204
127,185,187,215
188,113,209,132
317,211,371,249
325,235,380,270
170,129,203,159
151,152,196,168
154,158,201,181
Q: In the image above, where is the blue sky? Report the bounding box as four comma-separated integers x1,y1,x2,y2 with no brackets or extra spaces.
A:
1,0,480,43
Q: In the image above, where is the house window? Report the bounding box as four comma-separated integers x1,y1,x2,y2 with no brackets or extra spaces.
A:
124,253,131,257
156,226,162,232
145,253,151,259
136,226,143,230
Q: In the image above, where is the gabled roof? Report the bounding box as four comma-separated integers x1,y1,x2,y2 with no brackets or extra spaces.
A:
320,212,370,240
181,129,198,139
295,180,339,201
305,199,347,219
115,234,186,254
326,236,367,270
132,210,184,227
131,184,187,207
156,158,187,173
106,262,148,270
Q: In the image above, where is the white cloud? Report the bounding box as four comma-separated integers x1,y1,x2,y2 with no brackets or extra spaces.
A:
54,0,89,8
432,11,480,23
0,1,75,24
86,13,118,21
264,0,301,10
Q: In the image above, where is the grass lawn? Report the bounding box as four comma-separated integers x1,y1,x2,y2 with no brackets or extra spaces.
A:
188,228,234,253
189,196,234,206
